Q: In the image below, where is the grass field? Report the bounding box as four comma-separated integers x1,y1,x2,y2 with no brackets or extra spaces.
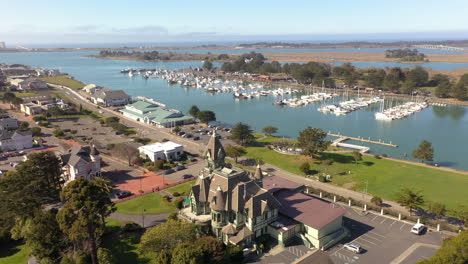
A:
39,76,85,89
103,219,149,264
244,135,468,210
0,242,29,264
165,180,196,195
13,92,39,97
115,193,177,215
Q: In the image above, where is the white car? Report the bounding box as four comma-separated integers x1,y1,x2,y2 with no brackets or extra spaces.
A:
411,223,425,235
343,243,362,254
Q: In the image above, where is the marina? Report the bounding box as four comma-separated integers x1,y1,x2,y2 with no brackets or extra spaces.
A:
1,51,467,170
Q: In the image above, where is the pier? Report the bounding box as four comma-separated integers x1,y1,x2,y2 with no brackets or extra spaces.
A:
327,132,398,148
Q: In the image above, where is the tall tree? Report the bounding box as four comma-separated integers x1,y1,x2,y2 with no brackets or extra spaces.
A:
11,209,65,263
383,73,401,91
452,81,467,100
195,236,226,264
111,143,139,165
229,122,255,146
188,105,200,118
417,231,468,264
401,79,417,94
352,151,363,164
202,61,213,71
171,242,204,264
139,219,197,258
225,145,247,163
407,66,429,87
435,81,452,98
197,110,216,124
297,127,330,157
262,126,278,136
57,178,115,264
412,140,434,163
395,187,424,215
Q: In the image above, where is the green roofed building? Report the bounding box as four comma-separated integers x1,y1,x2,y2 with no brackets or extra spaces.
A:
119,100,193,128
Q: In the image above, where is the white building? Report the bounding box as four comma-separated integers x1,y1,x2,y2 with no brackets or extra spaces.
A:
90,89,131,107
138,141,184,161
0,129,33,151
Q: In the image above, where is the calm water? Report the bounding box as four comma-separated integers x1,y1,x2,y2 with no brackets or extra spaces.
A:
1,51,467,170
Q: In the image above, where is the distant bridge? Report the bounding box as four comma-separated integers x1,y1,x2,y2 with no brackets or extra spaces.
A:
412,45,464,51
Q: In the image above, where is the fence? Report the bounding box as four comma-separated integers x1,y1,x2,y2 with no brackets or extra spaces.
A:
305,186,463,234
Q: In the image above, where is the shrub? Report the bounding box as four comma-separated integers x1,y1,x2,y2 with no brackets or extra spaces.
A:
31,126,42,136
144,161,153,167
173,197,185,209
381,154,388,157
70,129,78,134
173,192,181,197
167,212,178,221
54,128,65,137
371,196,383,206
318,175,326,182
154,160,165,170
107,143,115,150
121,221,144,232
299,162,310,175
63,129,71,132
162,138,169,142
373,154,381,159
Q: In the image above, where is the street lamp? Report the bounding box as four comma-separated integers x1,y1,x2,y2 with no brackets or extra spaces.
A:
142,208,146,228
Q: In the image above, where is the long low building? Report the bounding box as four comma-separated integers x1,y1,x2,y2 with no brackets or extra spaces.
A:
138,141,184,161
120,100,193,128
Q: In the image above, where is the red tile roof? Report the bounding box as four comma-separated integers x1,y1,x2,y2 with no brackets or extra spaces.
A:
275,191,346,230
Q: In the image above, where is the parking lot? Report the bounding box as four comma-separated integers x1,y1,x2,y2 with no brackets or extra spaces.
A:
328,205,447,264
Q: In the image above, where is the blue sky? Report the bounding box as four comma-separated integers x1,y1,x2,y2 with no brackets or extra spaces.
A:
1,0,468,45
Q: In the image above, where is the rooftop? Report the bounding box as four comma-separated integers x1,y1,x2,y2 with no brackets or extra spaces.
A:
262,175,303,193
275,191,346,230
138,141,183,153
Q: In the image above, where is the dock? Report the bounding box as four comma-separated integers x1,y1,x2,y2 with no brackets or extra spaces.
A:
327,132,398,148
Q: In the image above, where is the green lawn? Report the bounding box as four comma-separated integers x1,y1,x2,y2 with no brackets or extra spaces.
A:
165,180,196,195
103,219,149,264
0,242,29,264
244,136,468,210
14,92,39,97
39,76,85,89
115,193,177,215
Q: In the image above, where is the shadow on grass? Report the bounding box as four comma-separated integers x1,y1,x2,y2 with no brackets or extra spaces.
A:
0,240,22,258
102,231,148,264
362,161,374,166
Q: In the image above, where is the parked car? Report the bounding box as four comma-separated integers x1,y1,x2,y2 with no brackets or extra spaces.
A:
176,165,186,171
116,190,132,199
193,136,200,141
343,243,362,254
182,174,193,179
178,131,186,136
163,169,175,175
185,134,193,138
410,223,425,235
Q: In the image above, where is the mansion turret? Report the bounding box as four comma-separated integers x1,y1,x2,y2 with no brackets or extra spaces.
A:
186,132,348,249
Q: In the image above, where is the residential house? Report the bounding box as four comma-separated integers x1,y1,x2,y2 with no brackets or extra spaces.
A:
184,133,347,250
0,129,33,151
17,78,48,90
20,103,44,116
83,84,103,94
120,100,193,128
90,89,131,107
0,117,19,130
138,141,184,161
60,145,101,183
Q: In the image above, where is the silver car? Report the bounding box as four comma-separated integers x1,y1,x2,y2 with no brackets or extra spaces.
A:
343,243,362,254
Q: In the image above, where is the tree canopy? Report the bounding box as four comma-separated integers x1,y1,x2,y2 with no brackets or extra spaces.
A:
412,140,434,163
262,126,278,136
57,178,115,264
395,187,424,215
197,110,216,124
418,231,468,264
188,105,200,118
297,127,330,157
229,122,255,146
225,145,247,163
